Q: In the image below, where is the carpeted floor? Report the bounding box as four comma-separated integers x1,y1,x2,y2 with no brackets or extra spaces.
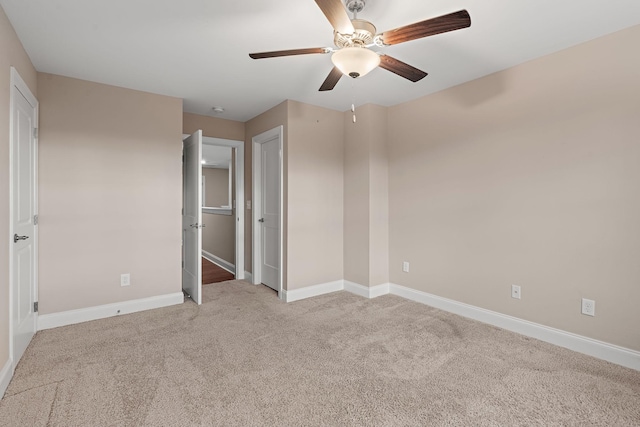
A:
1,280,639,426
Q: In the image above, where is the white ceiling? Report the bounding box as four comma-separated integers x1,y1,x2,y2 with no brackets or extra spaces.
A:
202,144,231,168
2,0,639,122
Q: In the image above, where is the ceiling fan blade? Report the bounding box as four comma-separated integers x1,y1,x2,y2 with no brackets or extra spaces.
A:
319,67,343,91
379,10,471,46
249,48,329,59
314,0,354,34
378,55,428,82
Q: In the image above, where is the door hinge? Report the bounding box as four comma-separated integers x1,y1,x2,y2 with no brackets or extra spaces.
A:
34,302,38,312
33,127,38,139
34,214,39,225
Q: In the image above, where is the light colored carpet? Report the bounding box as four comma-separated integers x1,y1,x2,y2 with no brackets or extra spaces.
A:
1,280,639,426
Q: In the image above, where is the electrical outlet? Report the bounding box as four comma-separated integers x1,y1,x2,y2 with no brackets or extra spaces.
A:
581,298,595,316
511,284,521,299
402,261,410,273
121,273,130,287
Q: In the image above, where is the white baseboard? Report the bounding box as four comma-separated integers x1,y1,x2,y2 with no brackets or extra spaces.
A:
244,271,252,283
283,280,344,303
389,283,640,371
212,273,640,371
37,292,184,331
344,281,390,299
283,280,389,302
202,250,235,274
0,358,13,398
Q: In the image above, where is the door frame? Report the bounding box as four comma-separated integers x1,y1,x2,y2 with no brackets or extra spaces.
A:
252,126,283,298
203,136,245,279
8,67,39,370
183,134,245,279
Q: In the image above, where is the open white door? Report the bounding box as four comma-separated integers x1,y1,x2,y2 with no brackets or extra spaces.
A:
10,67,38,366
182,130,203,304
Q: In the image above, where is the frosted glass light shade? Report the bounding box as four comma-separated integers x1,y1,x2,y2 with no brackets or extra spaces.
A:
331,47,380,78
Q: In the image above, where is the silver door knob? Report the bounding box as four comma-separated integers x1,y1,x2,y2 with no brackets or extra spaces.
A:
14,234,29,243
258,218,264,223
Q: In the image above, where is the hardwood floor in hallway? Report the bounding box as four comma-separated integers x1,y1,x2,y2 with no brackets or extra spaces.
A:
202,257,234,284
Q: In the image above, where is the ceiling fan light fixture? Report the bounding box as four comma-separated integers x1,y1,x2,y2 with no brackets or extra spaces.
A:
331,47,380,78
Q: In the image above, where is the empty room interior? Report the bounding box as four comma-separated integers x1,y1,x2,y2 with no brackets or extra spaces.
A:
1,0,639,425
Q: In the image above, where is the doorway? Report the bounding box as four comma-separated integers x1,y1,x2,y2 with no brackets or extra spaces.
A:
182,133,244,303
201,140,242,283
252,126,283,298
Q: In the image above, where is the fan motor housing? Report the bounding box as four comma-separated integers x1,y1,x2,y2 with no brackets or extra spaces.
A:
334,19,376,48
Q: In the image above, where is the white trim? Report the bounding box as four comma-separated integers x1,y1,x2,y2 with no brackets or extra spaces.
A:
0,358,13,398
37,293,184,331
389,284,640,371
283,280,344,303
202,250,235,274
252,126,284,297
244,271,253,283
202,207,232,216
344,281,390,299
281,280,390,302
282,278,640,369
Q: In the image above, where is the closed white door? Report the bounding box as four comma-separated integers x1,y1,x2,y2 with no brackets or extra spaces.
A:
260,137,280,290
182,131,203,304
11,69,38,365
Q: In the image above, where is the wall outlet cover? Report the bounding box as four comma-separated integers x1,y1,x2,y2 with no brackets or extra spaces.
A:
121,273,131,287
581,298,595,316
511,284,521,299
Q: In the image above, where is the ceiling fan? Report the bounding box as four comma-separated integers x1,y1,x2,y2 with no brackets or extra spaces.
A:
249,0,471,91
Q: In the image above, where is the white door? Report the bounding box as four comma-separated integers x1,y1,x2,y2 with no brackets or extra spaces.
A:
182,130,203,304
11,68,38,365
259,137,281,290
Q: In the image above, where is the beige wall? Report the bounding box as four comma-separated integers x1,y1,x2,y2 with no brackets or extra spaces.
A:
203,167,230,207
37,73,183,314
344,109,370,285
245,101,289,279
202,167,235,264
0,5,38,370
387,25,640,351
368,106,389,286
183,112,244,141
287,101,344,289
343,104,389,287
